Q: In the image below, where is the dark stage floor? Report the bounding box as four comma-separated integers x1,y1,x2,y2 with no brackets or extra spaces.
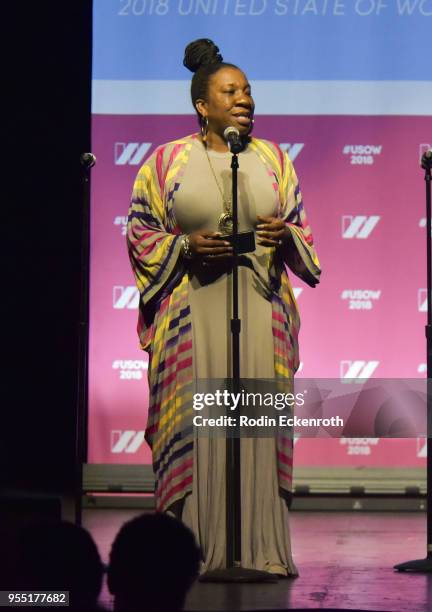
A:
84,509,432,611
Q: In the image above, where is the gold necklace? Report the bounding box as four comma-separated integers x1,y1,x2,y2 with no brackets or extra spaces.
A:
204,145,233,234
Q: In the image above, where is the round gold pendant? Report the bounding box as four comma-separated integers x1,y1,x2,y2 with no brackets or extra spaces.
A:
218,212,233,234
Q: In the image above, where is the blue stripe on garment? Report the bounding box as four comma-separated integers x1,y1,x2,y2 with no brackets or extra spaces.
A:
154,431,193,476
142,235,180,299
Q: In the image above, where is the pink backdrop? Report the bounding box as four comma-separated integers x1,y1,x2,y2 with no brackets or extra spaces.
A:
89,114,430,469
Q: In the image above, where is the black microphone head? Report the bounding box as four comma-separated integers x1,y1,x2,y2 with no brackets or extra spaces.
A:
223,126,243,153
223,126,240,140
80,152,96,168
421,148,432,170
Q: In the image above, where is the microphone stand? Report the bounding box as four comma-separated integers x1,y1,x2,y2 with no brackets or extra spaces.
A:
394,150,432,572
200,140,276,583
74,152,95,526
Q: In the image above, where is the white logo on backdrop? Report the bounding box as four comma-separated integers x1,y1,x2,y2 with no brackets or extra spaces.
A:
112,359,148,380
114,142,302,165
113,286,140,309
416,438,427,459
340,360,380,380
418,289,428,312
341,289,381,310
114,215,128,235
340,437,379,456
115,142,152,165
293,288,303,299
418,363,426,374
279,143,304,161
111,430,146,454
342,215,380,239
343,144,382,165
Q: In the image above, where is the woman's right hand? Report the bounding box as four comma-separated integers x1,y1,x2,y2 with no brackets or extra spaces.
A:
188,230,233,263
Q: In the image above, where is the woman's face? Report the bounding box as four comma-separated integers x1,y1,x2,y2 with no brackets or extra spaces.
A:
196,66,255,138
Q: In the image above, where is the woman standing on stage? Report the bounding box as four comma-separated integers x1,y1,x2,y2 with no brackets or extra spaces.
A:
127,39,321,576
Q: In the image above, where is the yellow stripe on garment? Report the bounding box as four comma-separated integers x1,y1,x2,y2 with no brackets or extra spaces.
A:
251,139,285,201
257,140,281,175
154,402,193,455
135,275,145,294
132,239,176,292
275,362,290,377
151,275,193,453
139,165,164,220
152,234,176,263
151,303,170,366
154,355,193,443
290,225,321,267
282,153,295,194
254,140,282,179
311,250,320,266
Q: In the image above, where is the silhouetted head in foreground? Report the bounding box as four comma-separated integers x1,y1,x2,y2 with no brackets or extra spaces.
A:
108,513,201,612
14,520,105,611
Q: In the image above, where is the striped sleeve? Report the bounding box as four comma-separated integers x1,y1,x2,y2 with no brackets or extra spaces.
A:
126,152,184,309
279,151,321,287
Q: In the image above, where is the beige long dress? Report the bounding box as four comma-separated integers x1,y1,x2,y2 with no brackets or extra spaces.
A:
172,139,298,576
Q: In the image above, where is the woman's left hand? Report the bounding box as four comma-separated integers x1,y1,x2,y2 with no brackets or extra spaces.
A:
256,215,289,247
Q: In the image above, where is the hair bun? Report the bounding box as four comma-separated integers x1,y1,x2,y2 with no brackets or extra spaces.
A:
183,39,223,73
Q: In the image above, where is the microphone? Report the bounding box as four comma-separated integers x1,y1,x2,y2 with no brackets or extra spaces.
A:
80,152,97,169
223,126,243,154
421,148,432,170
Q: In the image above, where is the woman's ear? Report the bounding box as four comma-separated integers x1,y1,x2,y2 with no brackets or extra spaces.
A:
195,99,207,118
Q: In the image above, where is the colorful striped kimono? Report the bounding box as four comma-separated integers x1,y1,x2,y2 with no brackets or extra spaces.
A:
127,134,321,512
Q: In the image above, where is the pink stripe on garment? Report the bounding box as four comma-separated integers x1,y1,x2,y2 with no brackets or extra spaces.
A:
160,356,192,390
178,339,192,354
163,340,192,370
162,354,177,370
272,311,285,324
158,295,170,315
156,457,193,498
130,230,158,246
273,328,286,342
145,423,158,439
278,467,292,482
158,474,193,512
277,449,293,467
274,347,288,362
137,241,159,257
163,143,182,187
156,145,167,192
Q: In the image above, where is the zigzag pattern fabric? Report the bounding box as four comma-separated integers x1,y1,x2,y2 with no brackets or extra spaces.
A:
127,134,321,511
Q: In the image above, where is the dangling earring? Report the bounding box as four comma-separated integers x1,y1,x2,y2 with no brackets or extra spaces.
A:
249,117,255,134
201,116,209,142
